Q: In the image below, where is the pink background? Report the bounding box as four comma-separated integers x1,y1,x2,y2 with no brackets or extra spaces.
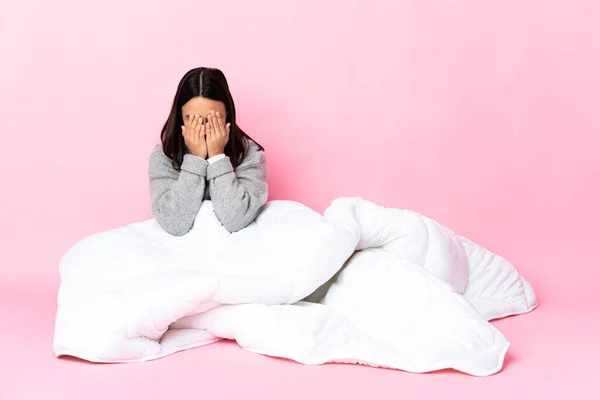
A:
1,1,599,399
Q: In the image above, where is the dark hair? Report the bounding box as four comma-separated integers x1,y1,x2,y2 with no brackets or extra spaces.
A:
160,67,264,170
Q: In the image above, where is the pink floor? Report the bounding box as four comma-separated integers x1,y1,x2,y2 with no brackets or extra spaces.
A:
1,240,598,399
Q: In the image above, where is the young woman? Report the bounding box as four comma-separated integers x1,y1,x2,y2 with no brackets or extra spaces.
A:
149,67,268,235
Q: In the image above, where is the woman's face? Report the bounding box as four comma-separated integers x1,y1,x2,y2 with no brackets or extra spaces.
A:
181,96,227,122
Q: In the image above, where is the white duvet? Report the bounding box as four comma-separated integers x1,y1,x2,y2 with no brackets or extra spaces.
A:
54,198,537,376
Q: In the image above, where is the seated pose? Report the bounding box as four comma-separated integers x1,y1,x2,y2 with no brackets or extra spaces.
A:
149,67,268,235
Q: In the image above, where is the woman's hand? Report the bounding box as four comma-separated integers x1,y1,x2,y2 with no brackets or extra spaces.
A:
182,114,208,159
206,110,231,158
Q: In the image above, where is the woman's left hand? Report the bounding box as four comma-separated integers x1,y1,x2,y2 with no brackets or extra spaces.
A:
206,110,231,158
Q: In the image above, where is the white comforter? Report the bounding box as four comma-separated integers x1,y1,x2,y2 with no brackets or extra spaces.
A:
53,198,537,376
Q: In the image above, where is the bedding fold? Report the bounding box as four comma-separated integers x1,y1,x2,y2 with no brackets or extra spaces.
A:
54,198,537,376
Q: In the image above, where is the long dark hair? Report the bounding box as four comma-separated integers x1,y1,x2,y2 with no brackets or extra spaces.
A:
160,67,264,170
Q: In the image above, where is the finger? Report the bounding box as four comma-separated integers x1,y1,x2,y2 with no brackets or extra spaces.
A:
196,117,205,140
181,125,186,138
184,114,193,127
196,115,204,135
216,112,226,135
206,115,213,140
211,111,222,136
191,114,200,129
207,113,217,137
200,120,206,140
224,122,230,145
206,113,213,137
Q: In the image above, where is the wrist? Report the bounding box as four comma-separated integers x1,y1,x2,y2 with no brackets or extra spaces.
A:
181,154,208,176
190,151,207,159
208,150,224,158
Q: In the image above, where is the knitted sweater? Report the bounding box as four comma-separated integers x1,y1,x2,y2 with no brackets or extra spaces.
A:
149,141,268,235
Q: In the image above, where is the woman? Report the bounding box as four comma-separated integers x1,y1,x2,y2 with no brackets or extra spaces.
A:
149,67,268,235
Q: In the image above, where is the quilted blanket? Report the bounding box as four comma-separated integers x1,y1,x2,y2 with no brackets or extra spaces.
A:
53,198,537,376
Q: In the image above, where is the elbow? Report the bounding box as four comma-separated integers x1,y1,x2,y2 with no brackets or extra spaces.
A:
220,205,265,233
221,218,248,233
158,218,190,236
220,211,257,233
153,208,192,236
164,225,190,237
216,192,268,233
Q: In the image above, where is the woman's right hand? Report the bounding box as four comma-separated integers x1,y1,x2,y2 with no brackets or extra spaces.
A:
182,114,208,159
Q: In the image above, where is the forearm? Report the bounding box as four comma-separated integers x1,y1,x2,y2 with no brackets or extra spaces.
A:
151,154,208,236
207,156,268,233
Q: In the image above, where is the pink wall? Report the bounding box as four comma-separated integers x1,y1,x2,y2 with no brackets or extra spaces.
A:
1,1,599,298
